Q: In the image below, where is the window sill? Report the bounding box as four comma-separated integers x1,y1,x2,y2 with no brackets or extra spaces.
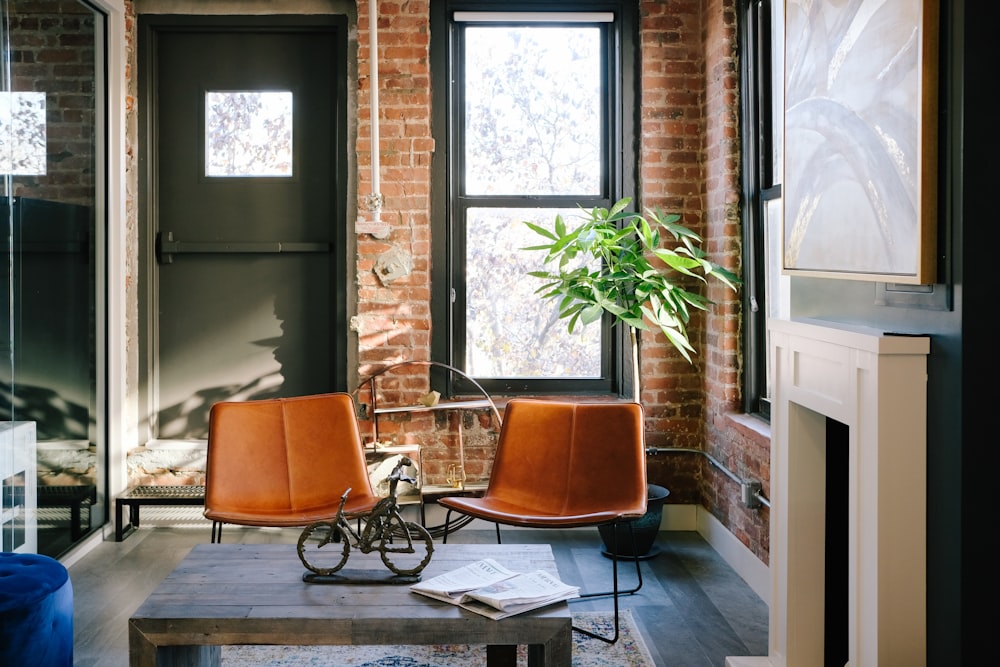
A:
723,411,771,447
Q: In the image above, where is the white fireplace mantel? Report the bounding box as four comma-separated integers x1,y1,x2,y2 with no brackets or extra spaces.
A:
729,318,929,667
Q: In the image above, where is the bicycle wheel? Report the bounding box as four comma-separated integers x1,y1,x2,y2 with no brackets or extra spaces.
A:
380,519,434,576
297,521,351,575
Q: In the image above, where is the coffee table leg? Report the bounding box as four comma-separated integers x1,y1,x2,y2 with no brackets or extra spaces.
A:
128,623,156,667
159,646,221,666
486,644,517,667
129,624,220,667
532,629,572,667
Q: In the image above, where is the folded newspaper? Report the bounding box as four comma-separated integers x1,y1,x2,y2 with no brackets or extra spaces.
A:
410,558,580,620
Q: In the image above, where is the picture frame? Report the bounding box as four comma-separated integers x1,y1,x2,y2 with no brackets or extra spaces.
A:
782,0,939,284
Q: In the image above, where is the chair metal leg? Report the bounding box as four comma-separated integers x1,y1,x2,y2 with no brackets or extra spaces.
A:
570,519,643,645
442,509,453,543
443,511,641,645
211,521,222,543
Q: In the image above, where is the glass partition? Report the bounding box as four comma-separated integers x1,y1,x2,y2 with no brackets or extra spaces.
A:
2,0,21,554
1,0,106,557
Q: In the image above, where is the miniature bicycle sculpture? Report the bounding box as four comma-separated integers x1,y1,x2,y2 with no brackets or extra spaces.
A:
297,456,434,580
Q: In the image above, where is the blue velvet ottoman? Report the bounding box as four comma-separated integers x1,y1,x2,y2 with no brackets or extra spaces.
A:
0,552,73,666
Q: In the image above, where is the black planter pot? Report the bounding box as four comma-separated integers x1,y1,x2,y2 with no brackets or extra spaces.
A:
599,484,670,560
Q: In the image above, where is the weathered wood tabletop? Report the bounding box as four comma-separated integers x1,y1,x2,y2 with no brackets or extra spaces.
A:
128,542,572,667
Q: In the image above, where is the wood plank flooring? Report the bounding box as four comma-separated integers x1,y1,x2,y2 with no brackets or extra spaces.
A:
67,514,769,666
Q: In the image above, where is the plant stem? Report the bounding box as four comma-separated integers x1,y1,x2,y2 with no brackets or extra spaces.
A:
630,326,640,400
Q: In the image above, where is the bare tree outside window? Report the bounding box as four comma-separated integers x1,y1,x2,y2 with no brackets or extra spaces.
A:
205,91,293,177
462,26,604,377
0,92,46,175
466,207,600,377
464,27,601,196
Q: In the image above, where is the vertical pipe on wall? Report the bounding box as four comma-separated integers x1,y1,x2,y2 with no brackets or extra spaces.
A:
368,0,382,223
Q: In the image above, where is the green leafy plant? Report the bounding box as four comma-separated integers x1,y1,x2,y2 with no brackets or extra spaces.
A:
523,197,740,393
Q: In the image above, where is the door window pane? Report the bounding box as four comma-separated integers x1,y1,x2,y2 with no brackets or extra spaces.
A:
205,91,293,177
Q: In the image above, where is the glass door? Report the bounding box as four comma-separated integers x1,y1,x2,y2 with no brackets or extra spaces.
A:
1,0,107,558
1,0,25,554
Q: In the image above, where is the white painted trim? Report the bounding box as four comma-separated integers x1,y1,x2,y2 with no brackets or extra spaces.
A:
145,439,208,450
91,0,129,508
766,318,929,666
660,503,697,531
57,528,107,570
696,506,770,605
726,658,773,667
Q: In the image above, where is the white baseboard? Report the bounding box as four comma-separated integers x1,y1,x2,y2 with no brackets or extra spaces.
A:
725,658,773,667
693,506,770,605
661,503,698,530
657,503,769,605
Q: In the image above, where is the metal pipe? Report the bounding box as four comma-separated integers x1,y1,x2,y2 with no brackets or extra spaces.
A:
646,446,771,509
368,0,382,223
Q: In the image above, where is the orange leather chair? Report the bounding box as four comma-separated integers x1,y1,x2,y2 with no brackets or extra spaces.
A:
204,393,380,543
439,398,648,644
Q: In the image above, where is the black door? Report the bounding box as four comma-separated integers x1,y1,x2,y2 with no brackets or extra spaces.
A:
140,16,348,441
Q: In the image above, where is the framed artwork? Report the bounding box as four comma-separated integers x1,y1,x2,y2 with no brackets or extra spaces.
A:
783,0,938,284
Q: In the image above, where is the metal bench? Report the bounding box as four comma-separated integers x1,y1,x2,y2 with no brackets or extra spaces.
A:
38,485,97,541
115,485,205,542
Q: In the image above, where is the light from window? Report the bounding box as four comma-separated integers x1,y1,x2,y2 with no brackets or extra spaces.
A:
465,207,601,378
461,24,606,378
764,196,789,404
0,92,46,175
205,91,293,177
463,26,601,196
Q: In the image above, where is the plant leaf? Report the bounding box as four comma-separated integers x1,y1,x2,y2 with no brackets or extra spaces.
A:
522,196,742,363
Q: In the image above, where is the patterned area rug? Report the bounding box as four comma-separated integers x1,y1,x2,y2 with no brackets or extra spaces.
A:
223,610,654,667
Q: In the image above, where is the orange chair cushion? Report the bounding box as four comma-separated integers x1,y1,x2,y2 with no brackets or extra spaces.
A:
204,393,379,526
439,399,647,528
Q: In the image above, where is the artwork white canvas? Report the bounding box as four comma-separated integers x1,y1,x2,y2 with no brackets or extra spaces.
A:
783,0,937,283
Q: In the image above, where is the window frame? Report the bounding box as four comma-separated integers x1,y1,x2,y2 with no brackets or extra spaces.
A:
430,0,638,398
739,0,779,421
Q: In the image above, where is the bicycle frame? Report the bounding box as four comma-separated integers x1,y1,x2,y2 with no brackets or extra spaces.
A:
297,457,434,579
337,494,416,554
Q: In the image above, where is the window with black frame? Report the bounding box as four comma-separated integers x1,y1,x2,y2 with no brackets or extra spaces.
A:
430,1,637,397
739,0,786,421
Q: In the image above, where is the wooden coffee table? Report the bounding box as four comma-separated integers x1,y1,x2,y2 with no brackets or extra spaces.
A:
128,542,572,667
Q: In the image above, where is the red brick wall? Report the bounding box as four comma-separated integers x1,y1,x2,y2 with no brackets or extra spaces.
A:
701,0,768,565
355,0,433,379
354,0,461,481
123,0,770,564
7,0,96,206
637,0,768,564
636,1,710,460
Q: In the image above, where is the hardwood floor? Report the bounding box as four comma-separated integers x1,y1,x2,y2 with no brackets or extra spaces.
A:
67,512,768,666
